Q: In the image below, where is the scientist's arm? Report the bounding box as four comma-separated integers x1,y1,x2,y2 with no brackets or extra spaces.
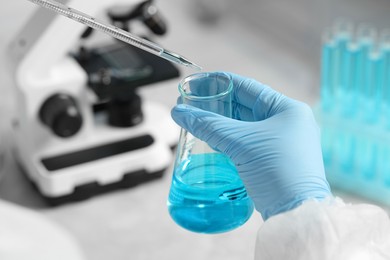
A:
171,72,390,259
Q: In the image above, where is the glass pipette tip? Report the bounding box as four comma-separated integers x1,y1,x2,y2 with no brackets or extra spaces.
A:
26,0,202,71
160,49,202,70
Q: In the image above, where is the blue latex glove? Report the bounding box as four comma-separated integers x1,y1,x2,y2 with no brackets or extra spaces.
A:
171,72,332,220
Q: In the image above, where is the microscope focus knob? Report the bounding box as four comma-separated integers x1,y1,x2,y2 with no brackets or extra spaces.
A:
39,94,83,138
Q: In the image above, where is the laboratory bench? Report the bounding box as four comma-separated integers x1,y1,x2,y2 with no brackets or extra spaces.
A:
0,1,389,260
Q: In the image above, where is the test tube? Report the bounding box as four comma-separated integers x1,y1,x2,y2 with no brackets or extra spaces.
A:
333,20,354,99
341,42,360,117
364,50,385,124
355,25,377,122
380,30,390,128
320,29,337,112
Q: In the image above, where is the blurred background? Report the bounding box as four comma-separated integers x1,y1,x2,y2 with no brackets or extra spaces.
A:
0,0,389,259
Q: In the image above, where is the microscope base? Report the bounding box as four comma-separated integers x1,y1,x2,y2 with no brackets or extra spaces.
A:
15,137,175,205
35,168,166,206
13,102,178,206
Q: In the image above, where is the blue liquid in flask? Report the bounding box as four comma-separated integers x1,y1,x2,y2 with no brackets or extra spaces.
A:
168,153,254,234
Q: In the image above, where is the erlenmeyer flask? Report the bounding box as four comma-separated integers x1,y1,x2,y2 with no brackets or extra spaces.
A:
167,72,254,234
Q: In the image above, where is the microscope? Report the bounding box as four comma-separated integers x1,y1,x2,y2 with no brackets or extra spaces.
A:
8,0,180,205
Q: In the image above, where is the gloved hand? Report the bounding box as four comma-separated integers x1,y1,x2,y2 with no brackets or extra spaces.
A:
171,72,332,220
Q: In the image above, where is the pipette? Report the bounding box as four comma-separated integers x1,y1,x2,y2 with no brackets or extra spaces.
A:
26,0,202,70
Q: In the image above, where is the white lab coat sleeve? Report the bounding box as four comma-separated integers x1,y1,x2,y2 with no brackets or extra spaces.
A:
255,197,390,260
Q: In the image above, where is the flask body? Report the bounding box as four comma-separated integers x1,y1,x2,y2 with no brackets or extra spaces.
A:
168,72,254,234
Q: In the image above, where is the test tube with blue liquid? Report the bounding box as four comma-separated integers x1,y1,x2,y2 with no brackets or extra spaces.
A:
320,30,337,112
342,42,360,117
333,20,353,115
380,30,390,128
356,25,377,122
167,73,254,234
367,50,385,123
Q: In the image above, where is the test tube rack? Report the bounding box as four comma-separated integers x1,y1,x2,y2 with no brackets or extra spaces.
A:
315,22,390,206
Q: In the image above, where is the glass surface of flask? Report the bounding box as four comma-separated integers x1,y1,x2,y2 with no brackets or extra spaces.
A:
168,72,254,234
